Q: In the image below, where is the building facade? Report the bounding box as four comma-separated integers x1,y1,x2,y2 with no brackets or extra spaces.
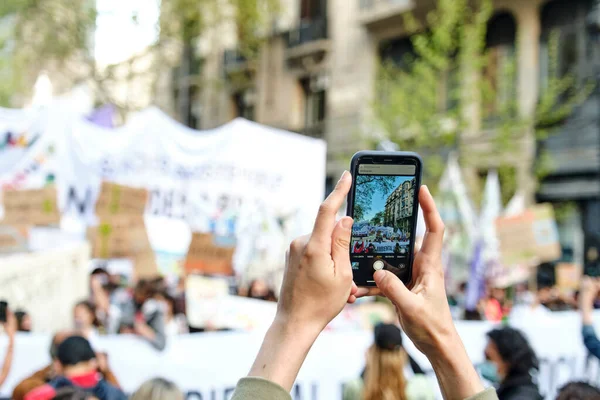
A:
384,177,416,233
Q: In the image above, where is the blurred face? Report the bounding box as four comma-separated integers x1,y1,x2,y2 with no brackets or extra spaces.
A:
250,280,269,298
74,305,94,329
484,340,509,381
20,314,32,332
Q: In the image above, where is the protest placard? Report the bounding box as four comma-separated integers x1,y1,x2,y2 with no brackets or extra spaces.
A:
2,187,60,226
185,275,230,328
495,203,561,266
95,182,148,217
185,233,236,275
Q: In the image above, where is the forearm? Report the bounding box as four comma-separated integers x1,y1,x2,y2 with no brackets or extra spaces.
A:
248,317,320,392
582,303,594,326
0,338,14,387
428,330,485,400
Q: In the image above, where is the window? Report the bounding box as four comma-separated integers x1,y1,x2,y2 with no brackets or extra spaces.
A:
300,0,326,21
300,78,326,137
232,90,255,121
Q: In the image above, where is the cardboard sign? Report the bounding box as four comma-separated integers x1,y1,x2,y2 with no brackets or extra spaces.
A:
88,215,154,259
95,182,148,217
556,263,582,291
2,187,60,226
495,203,561,266
185,233,236,275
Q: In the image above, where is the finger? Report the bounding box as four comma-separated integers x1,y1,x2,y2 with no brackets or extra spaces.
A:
418,186,445,257
331,217,353,276
355,287,382,298
347,295,357,304
351,282,358,296
311,171,352,244
374,270,413,307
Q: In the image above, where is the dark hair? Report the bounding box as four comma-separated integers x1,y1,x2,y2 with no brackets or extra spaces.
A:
486,327,539,377
90,267,109,276
56,336,96,367
556,381,600,400
53,387,95,400
75,300,101,328
14,309,29,331
157,291,176,313
374,323,403,351
135,279,156,298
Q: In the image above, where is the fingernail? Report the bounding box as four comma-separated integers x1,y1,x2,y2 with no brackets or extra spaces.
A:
341,217,353,230
338,170,350,183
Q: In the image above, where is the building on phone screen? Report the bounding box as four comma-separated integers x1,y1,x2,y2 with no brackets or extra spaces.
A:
384,178,415,234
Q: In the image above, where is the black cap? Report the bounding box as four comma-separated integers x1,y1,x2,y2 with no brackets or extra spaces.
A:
57,336,96,366
374,323,403,351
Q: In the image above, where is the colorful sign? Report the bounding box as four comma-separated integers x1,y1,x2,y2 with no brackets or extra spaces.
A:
185,233,236,276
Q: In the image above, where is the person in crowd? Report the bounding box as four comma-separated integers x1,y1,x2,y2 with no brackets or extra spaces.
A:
74,301,103,340
0,309,16,388
248,279,277,302
579,277,600,359
12,331,120,400
343,323,435,400
230,173,496,400
15,309,32,332
481,327,541,399
555,381,600,400
131,377,184,400
154,292,188,336
53,387,99,400
538,285,575,311
112,280,166,351
24,336,126,400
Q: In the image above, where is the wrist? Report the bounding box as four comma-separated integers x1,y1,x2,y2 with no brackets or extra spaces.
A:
271,314,322,345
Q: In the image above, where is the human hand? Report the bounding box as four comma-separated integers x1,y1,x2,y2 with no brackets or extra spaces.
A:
134,322,155,339
580,277,599,325
277,170,357,334
371,185,453,356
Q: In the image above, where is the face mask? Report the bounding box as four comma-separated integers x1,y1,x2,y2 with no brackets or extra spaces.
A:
479,361,501,383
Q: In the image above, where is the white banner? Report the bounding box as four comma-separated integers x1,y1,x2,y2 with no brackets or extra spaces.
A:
0,243,90,333
1,311,600,399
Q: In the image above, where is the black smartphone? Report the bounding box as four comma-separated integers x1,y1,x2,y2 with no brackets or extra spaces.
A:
584,232,600,277
0,301,7,323
346,151,422,287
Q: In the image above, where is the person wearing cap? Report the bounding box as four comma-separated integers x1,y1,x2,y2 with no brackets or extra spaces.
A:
231,173,497,400
343,323,436,400
24,336,126,400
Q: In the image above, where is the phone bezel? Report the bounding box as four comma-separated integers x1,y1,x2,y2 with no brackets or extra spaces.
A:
346,151,423,287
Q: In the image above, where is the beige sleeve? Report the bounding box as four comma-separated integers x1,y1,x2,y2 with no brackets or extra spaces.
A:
465,387,499,400
231,377,292,400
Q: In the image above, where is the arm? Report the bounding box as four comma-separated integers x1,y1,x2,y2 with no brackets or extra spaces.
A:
135,312,166,351
580,277,600,358
0,311,16,388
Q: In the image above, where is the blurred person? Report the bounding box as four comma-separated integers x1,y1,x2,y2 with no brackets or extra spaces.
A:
24,336,126,400
15,309,32,332
53,387,100,400
343,323,435,400
248,279,277,302
112,280,166,350
154,292,188,336
12,331,120,400
579,277,600,359
481,327,541,399
555,381,600,400
130,377,184,400
230,176,496,400
74,301,103,339
0,309,16,388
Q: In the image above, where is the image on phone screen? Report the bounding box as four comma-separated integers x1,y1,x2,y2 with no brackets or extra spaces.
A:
350,161,419,286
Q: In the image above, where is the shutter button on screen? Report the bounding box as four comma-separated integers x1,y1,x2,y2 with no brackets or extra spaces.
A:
373,260,384,271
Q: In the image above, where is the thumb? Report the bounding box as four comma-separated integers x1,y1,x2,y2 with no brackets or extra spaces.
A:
331,217,353,268
374,270,412,306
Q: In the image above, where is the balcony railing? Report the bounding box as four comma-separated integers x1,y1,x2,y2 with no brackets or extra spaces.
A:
286,18,328,49
223,49,249,71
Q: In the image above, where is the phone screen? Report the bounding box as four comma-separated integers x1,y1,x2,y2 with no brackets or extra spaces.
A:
350,160,420,286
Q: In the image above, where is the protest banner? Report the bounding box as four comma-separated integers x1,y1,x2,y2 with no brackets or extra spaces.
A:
185,233,236,275
495,203,561,266
1,186,60,226
95,182,148,217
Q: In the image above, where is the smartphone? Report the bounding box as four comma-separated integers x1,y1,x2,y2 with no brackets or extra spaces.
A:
584,233,600,277
346,151,422,287
0,301,7,323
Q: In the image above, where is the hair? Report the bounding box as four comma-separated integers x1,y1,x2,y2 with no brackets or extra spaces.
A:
156,292,176,314
56,336,96,367
556,381,600,400
53,387,96,400
74,300,101,328
130,378,184,400
14,309,29,331
486,327,539,377
363,344,408,400
135,280,157,299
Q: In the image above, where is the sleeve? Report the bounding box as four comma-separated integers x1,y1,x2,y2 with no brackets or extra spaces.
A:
147,311,167,351
464,387,499,400
582,325,600,359
230,377,292,400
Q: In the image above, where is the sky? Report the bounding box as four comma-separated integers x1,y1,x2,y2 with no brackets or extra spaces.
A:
360,176,413,222
94,0,160,67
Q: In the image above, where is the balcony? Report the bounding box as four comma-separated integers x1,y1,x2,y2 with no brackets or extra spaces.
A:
358,0,415,31
223,49,256,88
284,18,330,72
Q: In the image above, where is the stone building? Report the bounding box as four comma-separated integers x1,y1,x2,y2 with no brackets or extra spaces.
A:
384,177,416,233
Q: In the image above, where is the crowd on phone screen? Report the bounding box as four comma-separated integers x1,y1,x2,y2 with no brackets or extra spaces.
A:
2,201,600,398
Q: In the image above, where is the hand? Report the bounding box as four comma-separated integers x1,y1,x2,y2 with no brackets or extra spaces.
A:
134,322,155,339
367,186,484,399
4,310,16,340
277,170,357,333
96,352,109,373
580,277,599,325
